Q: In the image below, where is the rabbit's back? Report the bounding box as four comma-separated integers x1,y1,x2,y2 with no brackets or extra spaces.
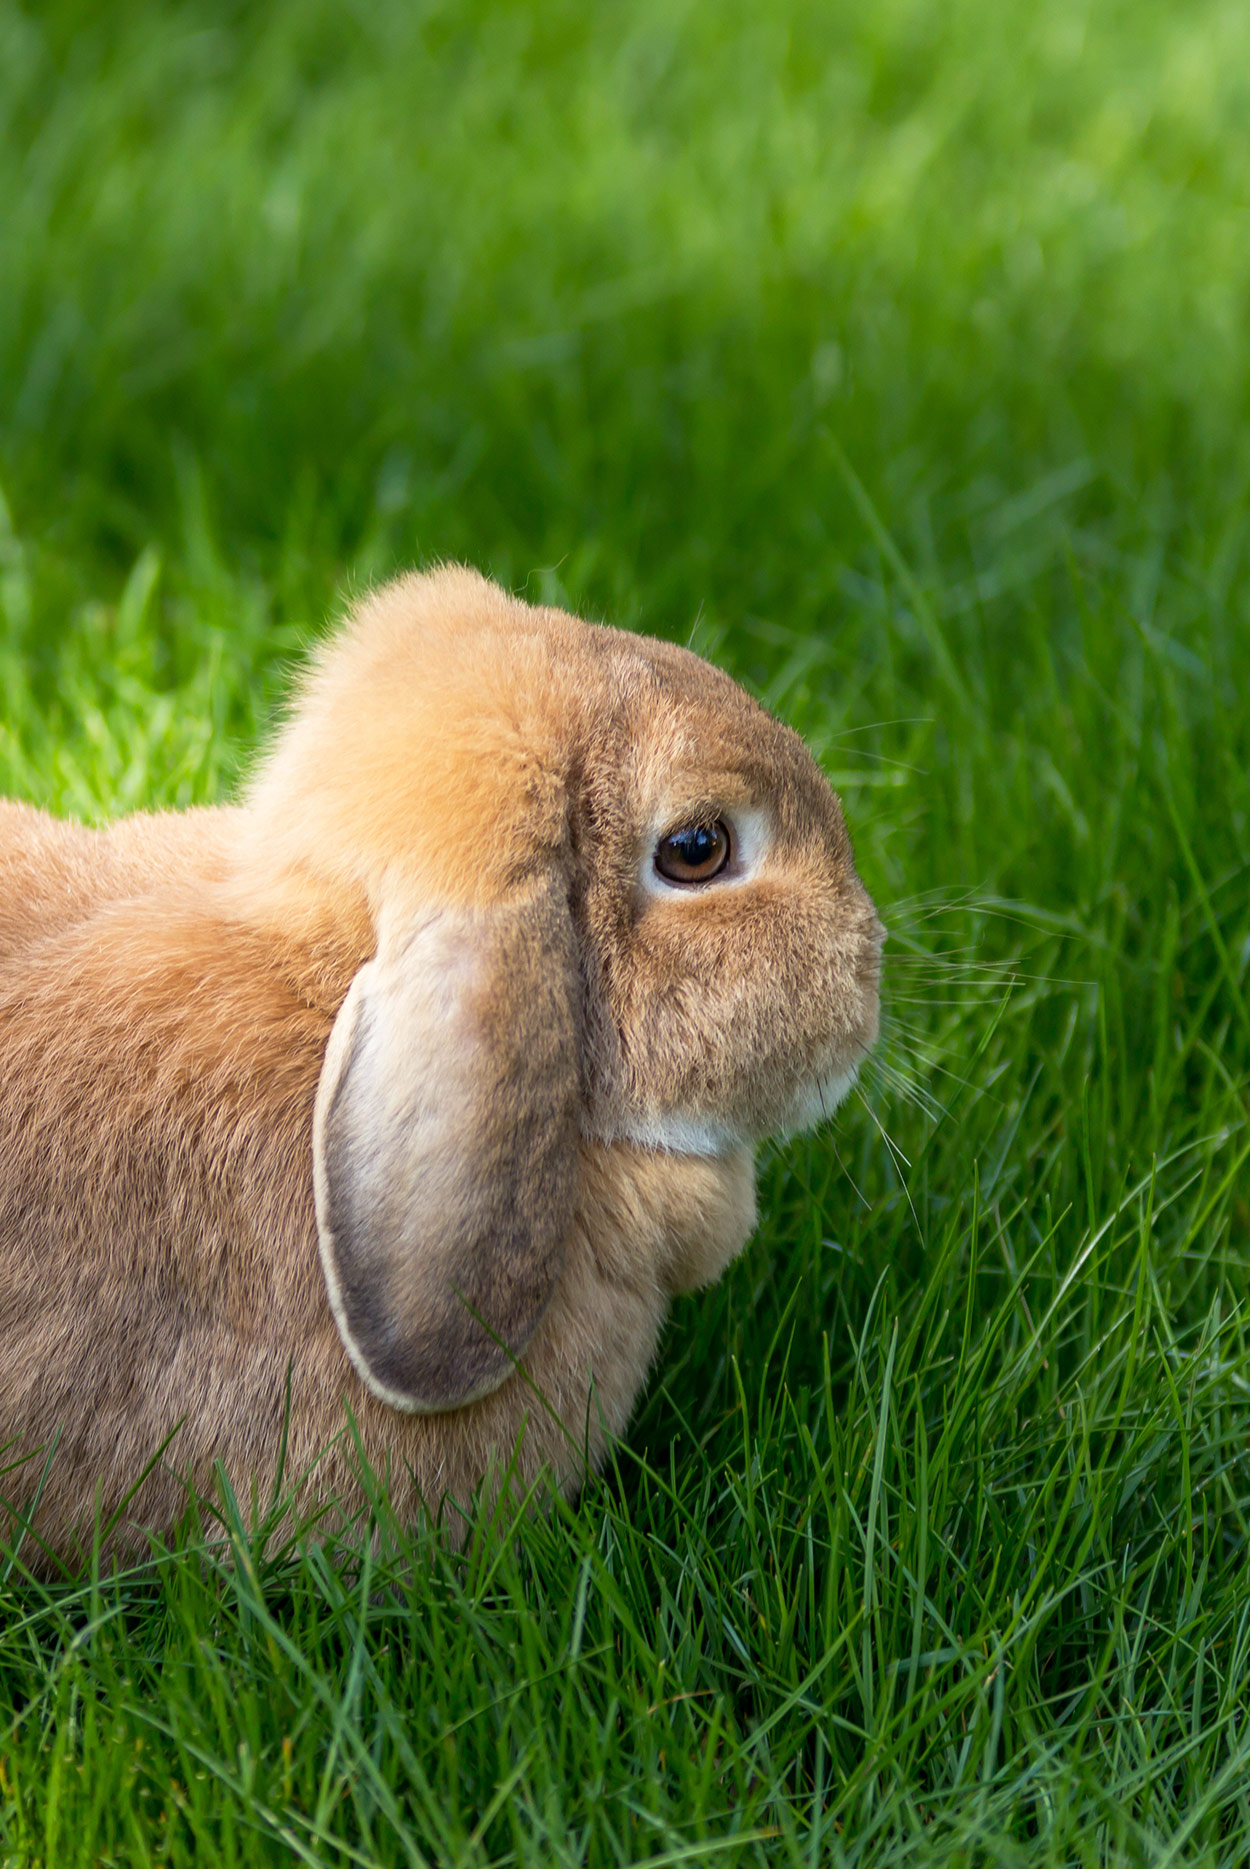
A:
0,801,240,957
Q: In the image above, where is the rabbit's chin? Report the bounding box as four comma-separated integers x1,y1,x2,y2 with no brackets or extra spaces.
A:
587,1062,862,1159
778,1062,863,1141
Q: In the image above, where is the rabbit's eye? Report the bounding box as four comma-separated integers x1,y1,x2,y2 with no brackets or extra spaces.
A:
654,820,732,885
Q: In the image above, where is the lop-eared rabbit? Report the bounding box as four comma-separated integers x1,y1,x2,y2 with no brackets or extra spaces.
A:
0,568,882,1565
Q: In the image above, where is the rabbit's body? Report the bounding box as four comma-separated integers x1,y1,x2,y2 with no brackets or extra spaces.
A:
0,569,879,1565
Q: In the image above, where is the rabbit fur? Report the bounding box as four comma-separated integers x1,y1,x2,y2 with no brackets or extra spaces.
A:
0,566,882,1565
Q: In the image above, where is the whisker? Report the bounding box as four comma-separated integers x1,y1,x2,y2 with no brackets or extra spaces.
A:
881,888,998,918
885,1007,994,1034
824,717,936,738
884,961,1069,989
871,1000,1014,1111
854,1086,922,1235
851,886,1071,1147
880,1013,1005,1078
873,1044,947,1094
881,993,1017,1008
854,1083,912,1172
864,1052,949,1124
827,747,929,776
826,1135,872,1210
869,1076,947,1129
884,951,1024,970
887,1046,1001,1104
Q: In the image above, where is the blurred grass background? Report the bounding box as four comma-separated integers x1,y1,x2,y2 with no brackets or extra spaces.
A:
1,1,1249,1863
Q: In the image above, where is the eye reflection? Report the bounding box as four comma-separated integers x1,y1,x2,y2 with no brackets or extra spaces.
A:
654,820,732,885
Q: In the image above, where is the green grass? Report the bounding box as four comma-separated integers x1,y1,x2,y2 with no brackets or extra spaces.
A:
2,0,1249,1861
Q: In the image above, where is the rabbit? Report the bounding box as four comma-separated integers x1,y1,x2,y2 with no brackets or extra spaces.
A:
0,565,883,1567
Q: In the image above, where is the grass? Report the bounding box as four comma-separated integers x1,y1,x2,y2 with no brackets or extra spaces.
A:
1,0,1249,1861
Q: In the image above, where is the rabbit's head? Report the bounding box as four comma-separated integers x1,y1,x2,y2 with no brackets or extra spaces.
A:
243,568,882,1416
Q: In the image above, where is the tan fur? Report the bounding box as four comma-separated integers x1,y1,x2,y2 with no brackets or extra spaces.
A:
0,567,881,1567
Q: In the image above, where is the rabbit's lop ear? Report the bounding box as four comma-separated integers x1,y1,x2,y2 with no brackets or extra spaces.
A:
312,876,581,1413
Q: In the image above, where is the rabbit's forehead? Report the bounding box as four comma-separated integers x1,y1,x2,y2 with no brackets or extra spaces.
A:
602,685,840,846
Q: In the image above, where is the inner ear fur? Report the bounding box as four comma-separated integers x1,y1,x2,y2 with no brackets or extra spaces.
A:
312,877,582,1413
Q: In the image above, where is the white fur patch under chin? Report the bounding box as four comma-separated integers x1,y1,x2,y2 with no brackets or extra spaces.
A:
589,1062,861,1158
602,1110,748,1157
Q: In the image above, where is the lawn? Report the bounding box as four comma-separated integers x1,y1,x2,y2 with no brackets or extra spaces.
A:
1,0,1249,1862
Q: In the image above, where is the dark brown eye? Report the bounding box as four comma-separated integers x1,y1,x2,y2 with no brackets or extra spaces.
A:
654,820,732,885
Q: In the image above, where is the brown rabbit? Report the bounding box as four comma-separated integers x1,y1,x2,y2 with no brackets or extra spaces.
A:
0,566,882,1566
